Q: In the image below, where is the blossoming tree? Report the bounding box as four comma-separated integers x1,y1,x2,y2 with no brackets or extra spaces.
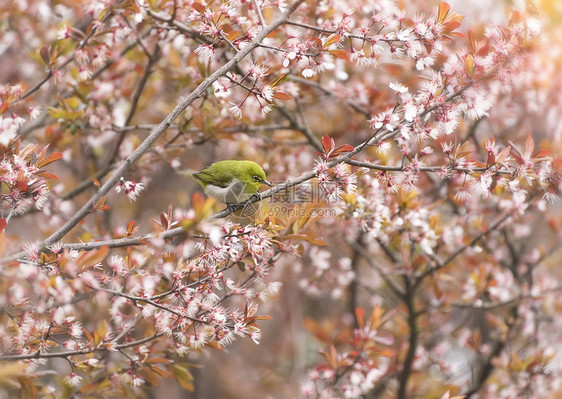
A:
1,0,561,398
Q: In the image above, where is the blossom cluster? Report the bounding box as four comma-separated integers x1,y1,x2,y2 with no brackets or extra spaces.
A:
0,141,60,230
1,216,281,391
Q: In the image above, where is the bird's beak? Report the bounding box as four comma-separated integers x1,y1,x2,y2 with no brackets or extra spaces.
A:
263,180,273,187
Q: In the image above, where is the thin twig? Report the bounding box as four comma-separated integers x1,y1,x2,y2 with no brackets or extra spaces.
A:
0,332,165,361
103,42,161,168
416,212,514,283
347,159,513,175
346,238,405,299
252,0,267,27
288,75,371,117
17,28,153,138
276,105,323,151
16,5,119,104
98,287,207,324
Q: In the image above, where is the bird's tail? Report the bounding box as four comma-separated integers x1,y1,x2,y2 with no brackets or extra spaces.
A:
177,169,206,188
177,169,198,178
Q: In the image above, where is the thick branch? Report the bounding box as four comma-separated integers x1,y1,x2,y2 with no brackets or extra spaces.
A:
397,278,418,399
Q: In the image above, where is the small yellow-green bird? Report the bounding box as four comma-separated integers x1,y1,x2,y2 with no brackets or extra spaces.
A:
193,160,272,204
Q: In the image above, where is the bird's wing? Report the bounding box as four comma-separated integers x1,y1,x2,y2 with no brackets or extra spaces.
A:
192,168,231,188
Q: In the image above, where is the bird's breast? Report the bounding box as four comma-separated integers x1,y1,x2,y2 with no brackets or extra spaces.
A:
204,179,256,204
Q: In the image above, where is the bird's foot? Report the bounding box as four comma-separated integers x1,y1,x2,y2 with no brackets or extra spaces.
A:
225,203,238,214
249,192,262,202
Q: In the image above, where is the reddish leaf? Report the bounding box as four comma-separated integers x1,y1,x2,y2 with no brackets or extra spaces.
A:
355,307,365,329
37,152,62,168
0,218,7,232
192,2,206,13
92,178,101,188
477,45,490,56
126,220,138,236
465,53,474,77
191,191,205,213
468,30,476,53
225,30,242,41
496,146,511,164
448,31,466,38
368,306,384,329
449,12,464,23
323,34,340,48
94,197,110,212
141,367,164,385
552,158,562,169
333,144,354,154
15,181,28,192
266,29,281,39
433,282,444,301
167,204,173,221
39,45,50,66
524,135,534,156
50,46,60,65
162,252,175,262
77,246,109,269
329,49,350,61
83,328,94,343
254,315,273,321
37,144,51,162
329,345,338,368
422,41,434,54
322,135,334,154
0,102,9,114
285,233,309,241
310,37,323,48
307,237,328,246
94,320,108,346
273,91,294,100
37,171,59,180
442,20,461,32
486,151,495,168
160,212,169,229
437,2,451,23
533,149,551,159
269,73,286,88
455,141,472,159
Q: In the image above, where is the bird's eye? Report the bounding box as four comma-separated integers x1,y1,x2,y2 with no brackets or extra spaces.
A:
253,175,261,182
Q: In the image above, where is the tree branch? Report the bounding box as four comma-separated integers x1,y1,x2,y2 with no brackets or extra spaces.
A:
0,332,165,361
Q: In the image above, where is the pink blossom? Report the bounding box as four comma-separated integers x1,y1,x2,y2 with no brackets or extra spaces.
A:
194,44,215,62
64,372,82,387
115,179,144,201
